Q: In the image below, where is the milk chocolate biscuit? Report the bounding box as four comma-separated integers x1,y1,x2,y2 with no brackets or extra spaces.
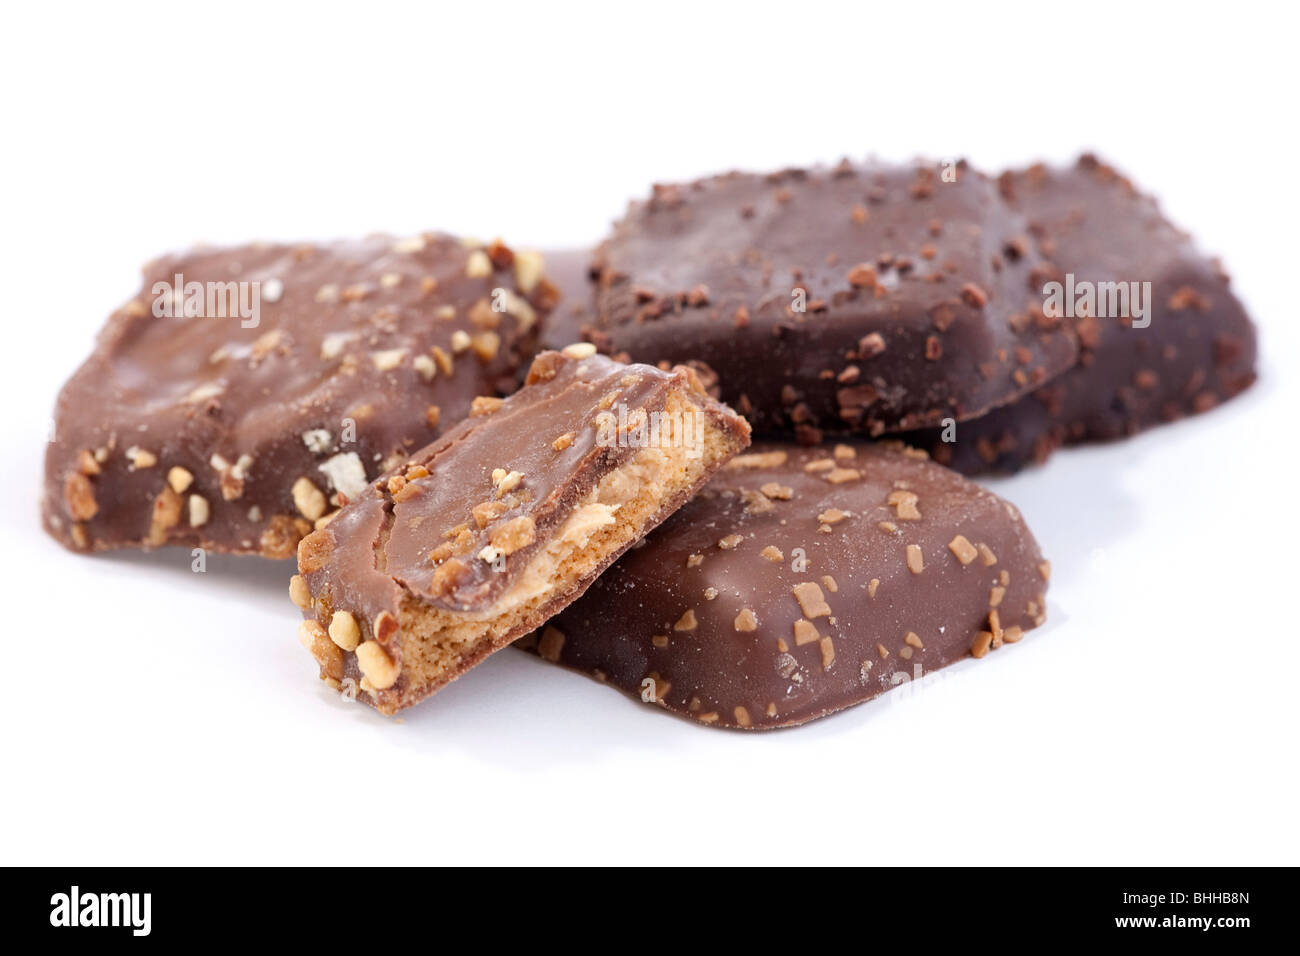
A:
536,249,599,352
909,156,1258,473
43,234,551,557
292,348,751,715
520,441,1048,730
588,160,1078,438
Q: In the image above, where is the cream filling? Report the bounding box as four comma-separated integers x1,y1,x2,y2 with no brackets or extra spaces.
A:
463,445,673,619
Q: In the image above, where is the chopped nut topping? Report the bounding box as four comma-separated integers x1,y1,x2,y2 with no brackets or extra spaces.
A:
804,458,835,473
821,575,838,593
734,706,752,728
867,578,880,598
792,582,832,618
904,631,924,649
847,263,878,287
1038,560,1052,581
561,342,597,360
188,494,210,527
673,609,698,631
947,534,978,565
371,348,407,371
356,640,399,689
978,542,998,566
686,553,704,568
64,472,98,521
292,477,328,521
818,508,848,525
494,470,523,496
760,545,784,562
727,450,789,470
906,544,924,574
296,529,334,573
833,444,856,460
515,250,545,293
299,620,344,681
147,486,183,545
288,574,311,609
431,345,454,375
760,482,793,500
825,467,860,484
886,489,921,520
328,611,361,651
425,405,442,429
465,249,493,278
718,533,744,550
552,432,576,451
471,499,509,528
877,643,890,660
76,449,101,476
734,609,758,632
470,395,504,416
163,466,193,494
1003,625,1024,644
989,585,1006,608
393,236,426,254
471,331,501,361
971,631,994,658
413,354,436,381
450,329,472,353
793,619,820,646
820,637,836,671
126,446,157,470
651,634,669,648
960,282,989,308
989,609,1003,645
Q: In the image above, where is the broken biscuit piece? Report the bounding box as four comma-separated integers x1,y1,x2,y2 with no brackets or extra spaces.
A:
293,349,751,715
42,233,549,557
520,441,1047,730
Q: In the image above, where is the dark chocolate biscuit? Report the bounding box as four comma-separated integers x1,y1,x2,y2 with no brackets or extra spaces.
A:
520,440,1049,730
907,156,1258,473
43,234,552,557
292,347,751,715
587,160,1078,438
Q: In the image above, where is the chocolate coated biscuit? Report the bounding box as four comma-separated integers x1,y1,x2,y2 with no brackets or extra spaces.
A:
521,440,1049,729
909,156,1258,473
587,160,1078,438
293,348,751,715
43,234,551,557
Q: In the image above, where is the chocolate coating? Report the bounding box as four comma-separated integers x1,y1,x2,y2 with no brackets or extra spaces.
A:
522,441,1049,730
587,160,1078,438
295,349,751,713
43,234,548,557
906,155,1258,473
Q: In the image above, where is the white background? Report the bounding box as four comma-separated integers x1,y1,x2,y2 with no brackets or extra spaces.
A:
2,1,1296,865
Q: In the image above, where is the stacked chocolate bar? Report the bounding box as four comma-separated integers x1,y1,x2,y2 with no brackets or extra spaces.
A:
43,155,1256,729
